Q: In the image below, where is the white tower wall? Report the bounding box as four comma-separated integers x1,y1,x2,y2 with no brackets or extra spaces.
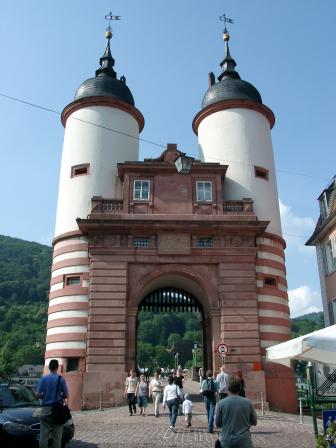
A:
198,108,282,236
55,105,139,236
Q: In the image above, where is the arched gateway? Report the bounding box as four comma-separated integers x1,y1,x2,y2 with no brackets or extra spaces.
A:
45,26,297,414
136,285,211,372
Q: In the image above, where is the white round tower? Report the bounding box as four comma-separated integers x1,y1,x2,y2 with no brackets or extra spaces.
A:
55,30,144,236
193,31,281,237
192,28,292,396
45,29,144,379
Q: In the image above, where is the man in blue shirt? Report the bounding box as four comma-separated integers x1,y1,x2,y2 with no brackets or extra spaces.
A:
200,370,218,433
36,359,69,448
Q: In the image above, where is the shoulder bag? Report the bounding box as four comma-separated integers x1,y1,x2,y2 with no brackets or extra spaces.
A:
51,376,71,425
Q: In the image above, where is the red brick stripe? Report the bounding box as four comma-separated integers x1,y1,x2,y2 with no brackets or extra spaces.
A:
53,243,88,258
49,286,88,300
52,231,84,246
262,232,286,248
257,287,288,299
260,332,290,342
47,318,88,329
46,333,87,343
257,245,285,259
45,348,86,358
48,302,88,314
52,258,90,272
259,317,291,328
256,259,286,273
258,302,290,313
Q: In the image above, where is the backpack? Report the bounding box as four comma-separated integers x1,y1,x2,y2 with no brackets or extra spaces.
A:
202,378,216,397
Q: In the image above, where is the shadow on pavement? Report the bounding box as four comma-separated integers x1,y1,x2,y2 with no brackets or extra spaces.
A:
68,441,98,447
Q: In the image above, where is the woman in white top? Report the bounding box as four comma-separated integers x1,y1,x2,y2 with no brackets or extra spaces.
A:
124,369,139,416
162,376,182,431
149,372,163,417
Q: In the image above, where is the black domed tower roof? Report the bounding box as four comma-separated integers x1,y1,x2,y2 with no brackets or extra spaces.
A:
74,30,134,106
202,31,262,109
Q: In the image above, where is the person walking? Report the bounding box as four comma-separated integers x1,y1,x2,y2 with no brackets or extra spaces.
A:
174,368,184,415
201,369,218,433
35,359,69,448
198,367,204,389
136,374,149,416
163,376,182,432
124,369,139,416
216,366,230,399
182,393,193,427
237,369,246,397
149,372,164,417
215,376,257,448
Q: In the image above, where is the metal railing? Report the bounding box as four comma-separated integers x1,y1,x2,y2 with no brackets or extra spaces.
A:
92,199,123,213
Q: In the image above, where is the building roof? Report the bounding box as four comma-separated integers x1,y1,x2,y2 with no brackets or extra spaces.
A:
74,31,134,106
201,32,262,109
306,175,336,245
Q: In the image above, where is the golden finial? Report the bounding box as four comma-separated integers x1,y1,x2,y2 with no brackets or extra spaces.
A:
223,31,230,41
220,13,233,41
104,12,121,40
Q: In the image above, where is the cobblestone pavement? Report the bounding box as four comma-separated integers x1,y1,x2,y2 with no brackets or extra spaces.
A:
67,380,321,448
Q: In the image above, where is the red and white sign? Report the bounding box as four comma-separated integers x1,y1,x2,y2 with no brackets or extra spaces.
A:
217,343,229,356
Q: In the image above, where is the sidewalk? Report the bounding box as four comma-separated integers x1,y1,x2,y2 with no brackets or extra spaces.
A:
67,379,321,448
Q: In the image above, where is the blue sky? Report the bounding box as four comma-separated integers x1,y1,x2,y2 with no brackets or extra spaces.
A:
0,1,335,317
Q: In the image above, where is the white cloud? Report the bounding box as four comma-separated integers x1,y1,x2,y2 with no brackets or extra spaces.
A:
288,285,322,318
279,200,315,252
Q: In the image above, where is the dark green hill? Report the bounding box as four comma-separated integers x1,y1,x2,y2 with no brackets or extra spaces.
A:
0,234,51,304
0,235,52,376
291,312,324,338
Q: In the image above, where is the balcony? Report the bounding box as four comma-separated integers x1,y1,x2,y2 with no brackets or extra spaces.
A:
90,196,254,216
91,197,123,214
223,199,254,214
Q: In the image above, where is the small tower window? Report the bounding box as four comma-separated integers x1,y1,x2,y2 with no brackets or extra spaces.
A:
66,358,80,372
71,164,90,178
133,180,150,201
65,275,81,286
264,276,277,287
196,181,213,202
254,166,269,181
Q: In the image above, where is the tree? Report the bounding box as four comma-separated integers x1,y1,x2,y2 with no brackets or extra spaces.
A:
167,333,181,347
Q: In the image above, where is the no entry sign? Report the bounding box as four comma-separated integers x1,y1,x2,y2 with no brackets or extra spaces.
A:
217,343,229,356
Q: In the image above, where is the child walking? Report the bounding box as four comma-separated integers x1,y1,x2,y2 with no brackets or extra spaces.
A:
182,394,193,427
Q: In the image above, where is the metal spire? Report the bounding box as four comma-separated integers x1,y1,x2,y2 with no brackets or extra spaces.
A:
95,12,121,78
218,14,240,81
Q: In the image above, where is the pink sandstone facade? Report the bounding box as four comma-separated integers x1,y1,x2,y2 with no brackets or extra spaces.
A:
47,145,296,413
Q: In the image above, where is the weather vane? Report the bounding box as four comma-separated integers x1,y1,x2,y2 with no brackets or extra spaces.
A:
219,13,233,33
105,11,121,33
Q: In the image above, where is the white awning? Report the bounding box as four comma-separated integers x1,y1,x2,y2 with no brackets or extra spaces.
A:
266,325,336,367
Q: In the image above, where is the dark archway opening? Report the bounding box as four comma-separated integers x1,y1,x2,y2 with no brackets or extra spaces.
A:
136,288,210,376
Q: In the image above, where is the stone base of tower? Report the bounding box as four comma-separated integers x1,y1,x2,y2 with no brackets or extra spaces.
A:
81,370,127,410
62,370,128,411
264,362,297,413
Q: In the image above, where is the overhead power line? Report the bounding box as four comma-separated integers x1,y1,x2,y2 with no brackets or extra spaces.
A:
0,92,328,182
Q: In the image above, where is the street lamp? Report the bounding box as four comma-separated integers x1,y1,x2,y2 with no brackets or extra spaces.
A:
175,353,179,370
174,153,194,174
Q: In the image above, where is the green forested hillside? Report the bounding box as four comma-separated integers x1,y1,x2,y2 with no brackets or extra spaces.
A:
0,235,51,375
0,234,325,376
0,235,51,303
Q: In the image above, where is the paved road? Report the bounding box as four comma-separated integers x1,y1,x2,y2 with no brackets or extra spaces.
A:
67,379,321,448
